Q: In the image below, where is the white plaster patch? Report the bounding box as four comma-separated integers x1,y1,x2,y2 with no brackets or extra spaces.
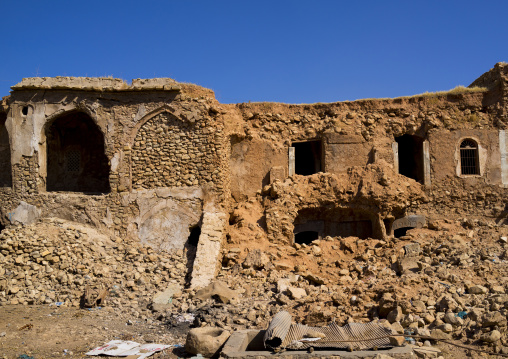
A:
10,201,41,225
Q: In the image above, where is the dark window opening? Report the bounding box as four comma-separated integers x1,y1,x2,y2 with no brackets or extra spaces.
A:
395,134,424,183
394,227,411,238
46,112,110,194
460,139,480,175
294,231,319,245
293,140,322,176
293,207,376,243
22,106,29,116
0,113,11,187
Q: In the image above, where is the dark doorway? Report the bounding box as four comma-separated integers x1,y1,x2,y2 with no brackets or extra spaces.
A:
0,113,11,187
395,134,424,183
293,140,322,175
294,231,319,244
185,225,201,285
46,112,110,193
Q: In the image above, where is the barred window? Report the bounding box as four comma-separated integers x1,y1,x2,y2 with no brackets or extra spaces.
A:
66,150,81,173
460,139,479,175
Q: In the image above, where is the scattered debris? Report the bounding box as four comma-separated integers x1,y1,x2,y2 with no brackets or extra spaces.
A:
86,340,171,359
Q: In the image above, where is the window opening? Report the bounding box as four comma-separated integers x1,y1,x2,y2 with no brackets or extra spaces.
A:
293,140,322,176
460,139,480,175
46,112,110,194
395,134,424,183
22,106,29,116
66,150,81,173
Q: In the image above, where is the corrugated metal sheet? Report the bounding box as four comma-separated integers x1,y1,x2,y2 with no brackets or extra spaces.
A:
263,310,292,349
265,311,396,351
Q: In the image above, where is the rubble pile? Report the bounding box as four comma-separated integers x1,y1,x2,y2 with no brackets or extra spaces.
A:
0,219,189,310
1,214,508,355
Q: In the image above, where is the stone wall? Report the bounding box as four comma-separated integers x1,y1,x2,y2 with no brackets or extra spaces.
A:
131,112,221,189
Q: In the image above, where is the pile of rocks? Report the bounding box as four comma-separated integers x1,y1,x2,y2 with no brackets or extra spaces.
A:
0,219,189,309
1,215,508,355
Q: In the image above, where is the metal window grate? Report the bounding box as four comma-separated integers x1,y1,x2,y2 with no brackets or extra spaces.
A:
460,139,479,175
66,150,81,173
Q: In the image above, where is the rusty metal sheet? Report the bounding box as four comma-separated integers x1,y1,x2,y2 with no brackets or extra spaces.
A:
265,311,396,351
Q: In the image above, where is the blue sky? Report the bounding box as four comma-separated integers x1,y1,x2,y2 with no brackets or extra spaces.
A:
1,1,507,104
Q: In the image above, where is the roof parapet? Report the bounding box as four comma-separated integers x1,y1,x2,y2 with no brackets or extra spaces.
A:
11,77,181,92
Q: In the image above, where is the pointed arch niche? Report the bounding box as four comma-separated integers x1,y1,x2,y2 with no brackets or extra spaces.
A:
131,110,205,189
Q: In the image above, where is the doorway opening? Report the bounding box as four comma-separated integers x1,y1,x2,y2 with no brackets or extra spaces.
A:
293,140,322,176
46,112,110,194
395,134,424,183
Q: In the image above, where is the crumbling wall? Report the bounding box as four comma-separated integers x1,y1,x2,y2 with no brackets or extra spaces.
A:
0,77,230,257
263,163,425,244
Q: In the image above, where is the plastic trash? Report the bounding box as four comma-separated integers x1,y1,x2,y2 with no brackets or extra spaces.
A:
456,311,467,319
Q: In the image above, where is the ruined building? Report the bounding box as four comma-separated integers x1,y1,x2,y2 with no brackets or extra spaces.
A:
0,63,507,288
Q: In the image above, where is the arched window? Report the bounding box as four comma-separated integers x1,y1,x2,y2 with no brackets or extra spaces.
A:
46,112,110,193
460,139,480,175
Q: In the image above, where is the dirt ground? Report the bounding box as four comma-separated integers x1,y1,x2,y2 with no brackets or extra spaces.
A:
0,305,189,359
0,304,493,359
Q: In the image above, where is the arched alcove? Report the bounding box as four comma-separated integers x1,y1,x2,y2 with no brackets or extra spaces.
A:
293,207,375,243
0,112,12,187
46,112,110,193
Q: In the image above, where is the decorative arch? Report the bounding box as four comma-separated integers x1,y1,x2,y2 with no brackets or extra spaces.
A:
459,138,480,176
44,111,110,193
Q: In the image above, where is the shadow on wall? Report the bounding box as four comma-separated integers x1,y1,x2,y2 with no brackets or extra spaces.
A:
46,112,110,194
185,225,201,286
0,112,12,187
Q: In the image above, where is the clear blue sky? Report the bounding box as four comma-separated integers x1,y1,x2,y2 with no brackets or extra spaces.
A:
1,1,507,104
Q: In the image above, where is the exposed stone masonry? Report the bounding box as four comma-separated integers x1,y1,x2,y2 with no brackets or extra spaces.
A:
132,112,221,189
